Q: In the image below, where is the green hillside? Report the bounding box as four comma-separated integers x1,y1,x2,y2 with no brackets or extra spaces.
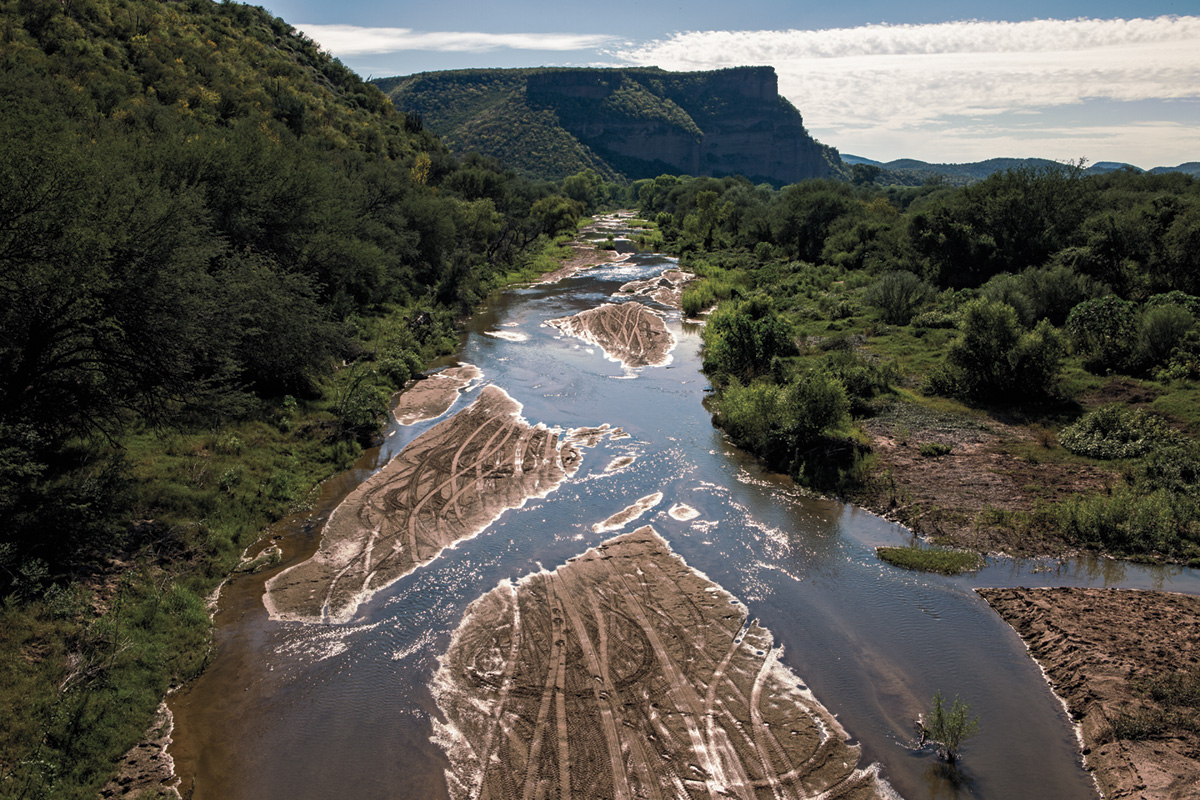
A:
376,66,841,184
0,2,595,796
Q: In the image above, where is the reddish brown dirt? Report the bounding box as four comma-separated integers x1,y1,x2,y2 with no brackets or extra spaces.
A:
433,526,891,800
265,385,582,623
548,302,675,369
979,587,1200,800
855,404,1114,556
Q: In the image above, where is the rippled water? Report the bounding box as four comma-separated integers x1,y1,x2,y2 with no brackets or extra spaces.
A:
170,239,1200,800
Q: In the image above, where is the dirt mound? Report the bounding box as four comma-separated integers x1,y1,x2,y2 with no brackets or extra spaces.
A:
266,385,582,623
980,587,1200,800
433,526,891,800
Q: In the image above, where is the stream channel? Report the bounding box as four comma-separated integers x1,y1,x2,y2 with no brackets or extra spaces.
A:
169,217,1200,799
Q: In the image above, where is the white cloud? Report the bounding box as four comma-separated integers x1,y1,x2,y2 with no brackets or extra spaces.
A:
611,17,1200,164
297,24,617,55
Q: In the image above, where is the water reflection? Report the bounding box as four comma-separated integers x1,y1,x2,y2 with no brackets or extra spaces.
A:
170,219,1200,800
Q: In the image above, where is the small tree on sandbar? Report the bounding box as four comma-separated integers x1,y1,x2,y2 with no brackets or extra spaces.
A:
920,690,980,763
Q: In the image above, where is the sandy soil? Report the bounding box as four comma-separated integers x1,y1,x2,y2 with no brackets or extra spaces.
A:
979,587,1200,800
100,702,179,798
537,219,632,285
432,526,892,800
265,385,585,623
592,491,663,533
548,301,675,369
618,268,694,310
855,402,1113,556
393,364,482,425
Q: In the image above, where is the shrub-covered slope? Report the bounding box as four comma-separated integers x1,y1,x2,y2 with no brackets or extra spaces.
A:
376,66,842,184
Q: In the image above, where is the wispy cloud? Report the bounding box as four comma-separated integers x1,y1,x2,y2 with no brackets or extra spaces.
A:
297,24,617,55
610,17,1200,163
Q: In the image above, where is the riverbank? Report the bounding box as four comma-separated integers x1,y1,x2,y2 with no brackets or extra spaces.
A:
980,587,1200,799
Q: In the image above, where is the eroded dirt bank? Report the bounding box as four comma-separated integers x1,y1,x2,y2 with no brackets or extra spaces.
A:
548,301,675,369
979,587,1200,800
432,525,892,800
265,385,582,623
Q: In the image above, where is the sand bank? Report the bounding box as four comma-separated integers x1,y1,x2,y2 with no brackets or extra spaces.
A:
548,302,675,369
265,385,583,623
618,268,694,310
980,587,1200,800
432,526,891,800
392,364,482,425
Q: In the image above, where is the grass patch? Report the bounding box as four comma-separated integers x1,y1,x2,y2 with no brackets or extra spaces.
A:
877,544,985,575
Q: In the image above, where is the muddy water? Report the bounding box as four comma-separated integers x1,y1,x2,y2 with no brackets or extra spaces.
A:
170,232,1200,799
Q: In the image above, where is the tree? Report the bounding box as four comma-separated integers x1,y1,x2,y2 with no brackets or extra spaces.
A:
921,691,980,763
945,299,1063,400
865,270,933,324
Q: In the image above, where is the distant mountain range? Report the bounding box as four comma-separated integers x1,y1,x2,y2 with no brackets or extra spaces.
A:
842,154,1200,185
373,67,839,185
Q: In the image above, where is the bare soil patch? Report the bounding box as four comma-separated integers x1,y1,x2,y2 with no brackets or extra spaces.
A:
100,702,179,798
265,385,584,623
432,526,891,800
979,587,1200,800
548,301,675,369
855,402,1114,556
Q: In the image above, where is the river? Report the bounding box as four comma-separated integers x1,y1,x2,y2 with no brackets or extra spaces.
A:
169,219,1200,799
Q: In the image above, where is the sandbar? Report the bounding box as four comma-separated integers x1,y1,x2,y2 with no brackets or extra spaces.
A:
668,503,701,521
618,268,694,310
548,302,675,369
265,385,582,623
592,491,663,532
393,364,482,425
432,526,890,800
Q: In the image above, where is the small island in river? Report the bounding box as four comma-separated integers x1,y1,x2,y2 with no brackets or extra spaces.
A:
265,385,583,623
432,526,892,800
548,301,675,369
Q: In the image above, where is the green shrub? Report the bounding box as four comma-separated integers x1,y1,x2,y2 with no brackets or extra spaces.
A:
919,442,953,458
921,691,980,762
911,310,959,329
1136,303,1195,370
1066,296,1139,373
1058,405,1179,460
865,270,933,325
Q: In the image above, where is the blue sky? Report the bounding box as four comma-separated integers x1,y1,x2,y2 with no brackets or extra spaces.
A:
262,0,1200,168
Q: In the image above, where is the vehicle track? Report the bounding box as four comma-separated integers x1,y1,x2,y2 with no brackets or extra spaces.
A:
547,302,675,369
264,385,582,623
433,527,891,799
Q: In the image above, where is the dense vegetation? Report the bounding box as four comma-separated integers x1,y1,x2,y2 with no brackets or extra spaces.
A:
638,168,1200,563
0,1,612,796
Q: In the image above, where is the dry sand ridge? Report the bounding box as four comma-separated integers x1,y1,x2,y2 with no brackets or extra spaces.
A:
433,526,891,800
266,385,584,623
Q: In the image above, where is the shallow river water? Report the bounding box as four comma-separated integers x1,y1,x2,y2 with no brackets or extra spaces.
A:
170,231,1200,800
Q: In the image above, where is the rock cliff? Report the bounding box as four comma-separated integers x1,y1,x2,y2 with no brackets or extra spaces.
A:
375,66,840,184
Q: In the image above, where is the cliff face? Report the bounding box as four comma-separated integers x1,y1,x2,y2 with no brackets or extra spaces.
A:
376,67,840,184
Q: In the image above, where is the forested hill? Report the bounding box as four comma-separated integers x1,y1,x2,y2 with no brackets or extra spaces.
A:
375,66,842,185
1,3,601,792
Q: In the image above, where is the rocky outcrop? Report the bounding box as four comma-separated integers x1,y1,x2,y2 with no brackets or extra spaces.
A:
377,66,840,184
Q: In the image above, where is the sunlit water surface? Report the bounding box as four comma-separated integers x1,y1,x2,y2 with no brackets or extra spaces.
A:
170,241,1200,800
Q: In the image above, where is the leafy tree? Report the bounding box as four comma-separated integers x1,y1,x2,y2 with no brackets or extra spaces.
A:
944,299,1063,400
1065,296,1139,373
701,298,796,384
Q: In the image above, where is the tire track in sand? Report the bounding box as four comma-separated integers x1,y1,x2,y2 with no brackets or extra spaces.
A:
432,527,893,800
